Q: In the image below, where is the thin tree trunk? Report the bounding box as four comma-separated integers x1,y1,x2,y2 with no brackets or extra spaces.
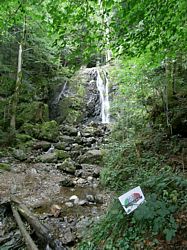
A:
10,43,23,131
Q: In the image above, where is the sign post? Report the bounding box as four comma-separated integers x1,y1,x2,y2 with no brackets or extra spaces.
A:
118,186,145,214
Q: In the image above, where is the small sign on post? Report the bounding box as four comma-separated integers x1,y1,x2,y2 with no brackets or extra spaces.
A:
118,186,145,214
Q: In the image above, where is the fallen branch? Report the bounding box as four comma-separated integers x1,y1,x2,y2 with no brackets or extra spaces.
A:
11,204,39,250
11,196,66,250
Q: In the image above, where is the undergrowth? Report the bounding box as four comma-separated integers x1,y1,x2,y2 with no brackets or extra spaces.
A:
78,54,187,249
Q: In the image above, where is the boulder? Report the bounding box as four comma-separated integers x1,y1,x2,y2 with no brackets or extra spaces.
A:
78,150,103,164
39,120,59,142
13,149,27,161
55,150,69,160
57,158,76,174
32,141,51,151
55,142,66,150
37,152,57,163
60,177,75,187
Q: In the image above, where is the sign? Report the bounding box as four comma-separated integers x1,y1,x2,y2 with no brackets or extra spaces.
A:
118,186,145,214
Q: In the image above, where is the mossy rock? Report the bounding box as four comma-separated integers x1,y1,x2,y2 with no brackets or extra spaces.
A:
20,123,40,138
13,148,27,161
39,121,59,142
17,101,49,126
66,110,83,124
55,142,66,150
55,150,69,160
37,152,58,163
57,158,76,174
0,163,11,171
57,96,84,124
16,133,33,143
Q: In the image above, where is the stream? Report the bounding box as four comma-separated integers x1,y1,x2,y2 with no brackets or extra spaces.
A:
0,122,112,249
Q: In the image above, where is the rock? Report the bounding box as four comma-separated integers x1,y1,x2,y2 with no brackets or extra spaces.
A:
69,195,79,204
78,149,103,164
78,200,88,206
76,217,92,238
87,176,93,182
95,194,104,204
93,168,100,178
76,178,87,185
55,142,66,150
0,163,11,171
60,135,75,144
60,177,75,187
39,120,59,142
32,141,51,151
57,158,76,174
75,170,83,177
86,194,95,202
13,149,27,161
20,123,40,138
37,152,57,163
63,228,75,244
50,204,61,217
65,202,74,208
55,150,69,160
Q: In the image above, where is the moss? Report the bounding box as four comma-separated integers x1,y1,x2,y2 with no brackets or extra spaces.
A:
16,133,33,142
57,95,84,124
55,149,69,160
20,123,40,138
0,163,11,171
39,120,59,142
17,101,49,127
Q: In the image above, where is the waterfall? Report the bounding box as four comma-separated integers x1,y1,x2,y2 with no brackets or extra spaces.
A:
96,69,110,123
55,81,67,103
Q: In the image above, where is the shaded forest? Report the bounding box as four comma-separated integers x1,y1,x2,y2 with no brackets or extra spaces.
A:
0,0,187,249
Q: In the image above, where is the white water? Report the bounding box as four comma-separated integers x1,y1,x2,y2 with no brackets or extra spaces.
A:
56,81,67,103
96,69,110,123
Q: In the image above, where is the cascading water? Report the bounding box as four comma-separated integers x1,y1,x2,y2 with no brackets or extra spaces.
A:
55,81,67,103
96,69,110,123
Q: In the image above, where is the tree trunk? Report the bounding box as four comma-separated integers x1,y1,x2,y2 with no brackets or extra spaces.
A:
10,43,23,131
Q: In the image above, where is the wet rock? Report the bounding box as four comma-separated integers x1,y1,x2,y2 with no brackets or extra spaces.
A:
60,177,75,187
78,149,103,164
13,149,27,161
57,159,76,174
37,152,57,163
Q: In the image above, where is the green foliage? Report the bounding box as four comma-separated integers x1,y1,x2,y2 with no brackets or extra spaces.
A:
79,53,187,249
0,163,11,171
